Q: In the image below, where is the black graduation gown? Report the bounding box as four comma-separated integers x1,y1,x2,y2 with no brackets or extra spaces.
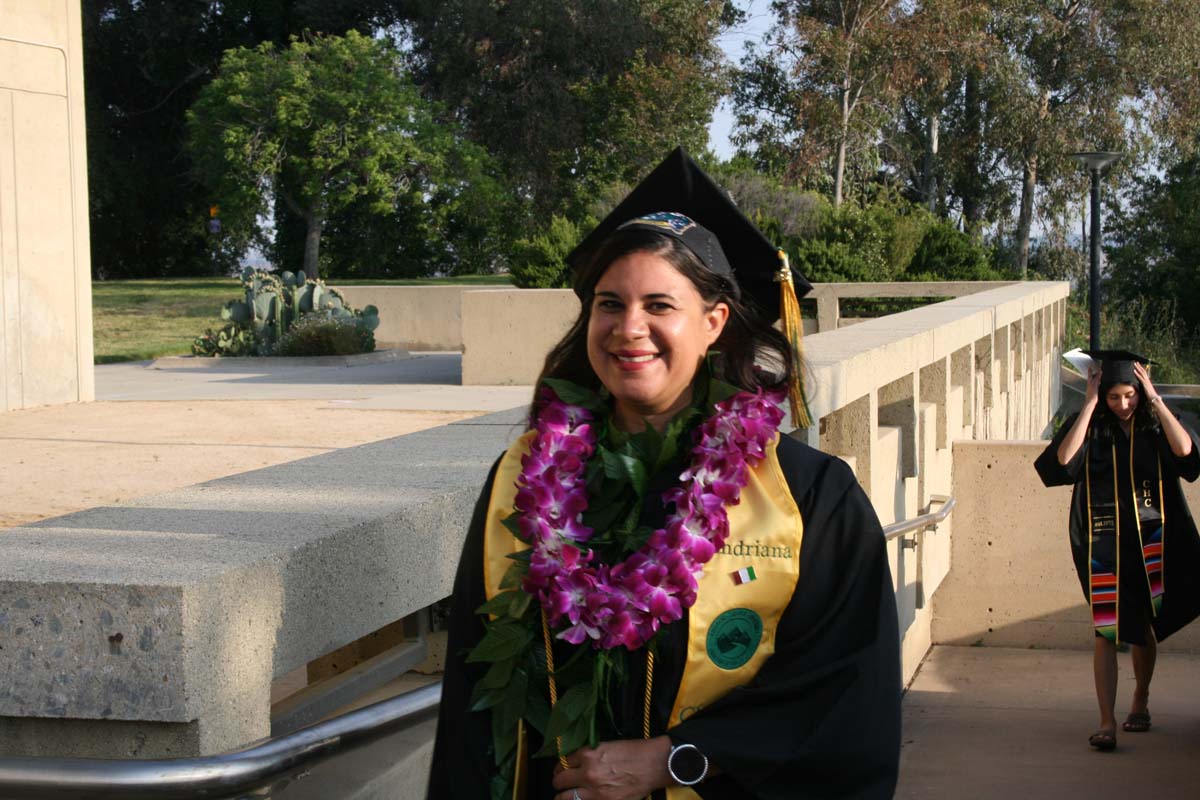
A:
428,435,901,799
1034,412,1200,643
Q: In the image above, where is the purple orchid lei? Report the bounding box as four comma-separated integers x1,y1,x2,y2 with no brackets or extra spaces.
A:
513,386,786,651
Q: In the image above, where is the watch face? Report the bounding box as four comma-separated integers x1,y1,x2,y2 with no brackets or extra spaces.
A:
670,745,707,784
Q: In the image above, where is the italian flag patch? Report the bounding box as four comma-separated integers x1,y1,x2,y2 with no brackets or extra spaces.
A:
731,566,757,585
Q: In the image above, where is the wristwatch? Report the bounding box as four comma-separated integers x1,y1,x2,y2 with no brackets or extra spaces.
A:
667,742,709,786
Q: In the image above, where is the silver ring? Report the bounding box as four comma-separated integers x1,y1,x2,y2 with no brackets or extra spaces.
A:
572,791,581,800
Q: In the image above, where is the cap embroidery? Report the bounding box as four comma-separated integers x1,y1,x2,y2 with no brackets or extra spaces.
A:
622,211,696,235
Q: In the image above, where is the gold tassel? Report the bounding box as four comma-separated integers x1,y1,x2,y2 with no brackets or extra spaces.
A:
776,249,812,429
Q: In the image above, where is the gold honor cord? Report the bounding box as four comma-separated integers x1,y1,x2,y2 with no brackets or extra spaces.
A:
541,610,569,771
642,651,655,800
775,250,812,429
1113,440,1121,643
541,609,657,799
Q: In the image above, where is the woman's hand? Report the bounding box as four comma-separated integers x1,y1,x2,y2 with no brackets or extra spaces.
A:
1084,366,1102,407
551,736,672,800
1133,362,1158,402
1136,361,1194,457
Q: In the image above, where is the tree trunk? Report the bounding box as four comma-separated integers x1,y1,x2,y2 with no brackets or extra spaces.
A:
1016,154,1037,278
960,70,984,234
303,214,323,280
835,81,850,209
924,111,939,213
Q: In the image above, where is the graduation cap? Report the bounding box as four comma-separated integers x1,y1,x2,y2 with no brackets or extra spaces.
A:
1082,349,1157,386
566,147,812,319
565,147,813,426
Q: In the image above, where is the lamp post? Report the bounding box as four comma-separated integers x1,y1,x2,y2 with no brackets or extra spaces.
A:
1068,151,1120,350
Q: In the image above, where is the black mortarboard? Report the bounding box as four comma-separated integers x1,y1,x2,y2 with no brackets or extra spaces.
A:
565,147,812,321
1082,349,1157,386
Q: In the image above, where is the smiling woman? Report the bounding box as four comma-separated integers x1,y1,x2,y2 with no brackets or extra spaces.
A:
429,149,901,800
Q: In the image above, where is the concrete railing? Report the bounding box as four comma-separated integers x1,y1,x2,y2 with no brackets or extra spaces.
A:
0,281,1068,762
795,281,1069,681
330,281,1020,386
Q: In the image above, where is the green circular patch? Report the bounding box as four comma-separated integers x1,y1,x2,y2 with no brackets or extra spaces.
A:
706,608,763,670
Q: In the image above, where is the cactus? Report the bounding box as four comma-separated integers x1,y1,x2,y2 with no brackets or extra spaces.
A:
194,269,381,357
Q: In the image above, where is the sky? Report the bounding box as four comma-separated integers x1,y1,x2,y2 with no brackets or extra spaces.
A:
707,1,775,160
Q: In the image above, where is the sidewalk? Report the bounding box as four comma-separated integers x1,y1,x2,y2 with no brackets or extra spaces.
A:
0,353,531,528
898,646,1200,798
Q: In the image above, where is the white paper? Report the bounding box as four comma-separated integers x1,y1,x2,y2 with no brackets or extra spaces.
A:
1062,347,1096,376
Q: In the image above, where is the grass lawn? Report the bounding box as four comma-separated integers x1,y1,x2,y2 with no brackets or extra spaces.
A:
92,274,513,364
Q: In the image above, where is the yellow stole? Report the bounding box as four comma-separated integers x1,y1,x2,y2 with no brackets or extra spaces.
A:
483,432,803,799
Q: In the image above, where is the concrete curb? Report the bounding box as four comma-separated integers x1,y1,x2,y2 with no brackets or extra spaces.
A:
149,349,411,370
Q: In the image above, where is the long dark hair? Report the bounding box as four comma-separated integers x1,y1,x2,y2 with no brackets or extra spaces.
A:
1092,377,1157,436
529,228,796,423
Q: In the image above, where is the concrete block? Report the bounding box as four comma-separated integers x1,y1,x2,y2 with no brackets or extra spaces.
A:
333,286,466,351
0,410,522,756
461,289,580,385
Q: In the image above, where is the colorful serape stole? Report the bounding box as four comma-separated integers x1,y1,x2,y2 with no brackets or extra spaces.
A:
1086,438,1121,642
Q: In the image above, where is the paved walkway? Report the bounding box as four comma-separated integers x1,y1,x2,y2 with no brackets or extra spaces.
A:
899,646,1200,798
0,353,531,528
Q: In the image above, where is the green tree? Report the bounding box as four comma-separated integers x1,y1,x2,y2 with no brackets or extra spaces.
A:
735,1,926,207
188,32,469,279
399,0,731,222
964,1,1200,274
82,0,407,278
1106,154,1200,335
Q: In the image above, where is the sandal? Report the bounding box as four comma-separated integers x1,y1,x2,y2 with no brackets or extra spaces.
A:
1123,711,1152,732
1089,729,1117,751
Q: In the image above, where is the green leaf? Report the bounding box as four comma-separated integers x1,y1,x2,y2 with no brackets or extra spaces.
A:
499,560,525,591
475,591,519,618
507,590,532,620
467,622,534,664
500,512,524,541
524,687,551,737
506,548,533,564
601,448,647,496
533,681,594,758
490,666,528,764
541,378,604,410
469,682,507,712
479,656,516,690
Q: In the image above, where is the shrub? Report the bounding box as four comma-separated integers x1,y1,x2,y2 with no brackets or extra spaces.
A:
509,215,592,288
904,221,1001,281
273,313,376,357
192,323,255,357
192,268,380,356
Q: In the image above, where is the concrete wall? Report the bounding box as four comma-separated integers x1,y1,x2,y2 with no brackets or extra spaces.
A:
0,1,94,412
461,289,581,385
334,286,465,351
934,440,1200,652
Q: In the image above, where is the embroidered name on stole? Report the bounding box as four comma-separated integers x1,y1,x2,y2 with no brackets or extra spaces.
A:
1085,427,1165,643
1129,427,1166,615
481,433,802,800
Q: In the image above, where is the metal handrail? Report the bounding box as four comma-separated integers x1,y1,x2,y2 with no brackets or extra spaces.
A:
0,682,441,799
883,495,955,543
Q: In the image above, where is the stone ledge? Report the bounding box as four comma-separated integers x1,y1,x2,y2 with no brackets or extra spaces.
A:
149,349,410,370
0,407,525,755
